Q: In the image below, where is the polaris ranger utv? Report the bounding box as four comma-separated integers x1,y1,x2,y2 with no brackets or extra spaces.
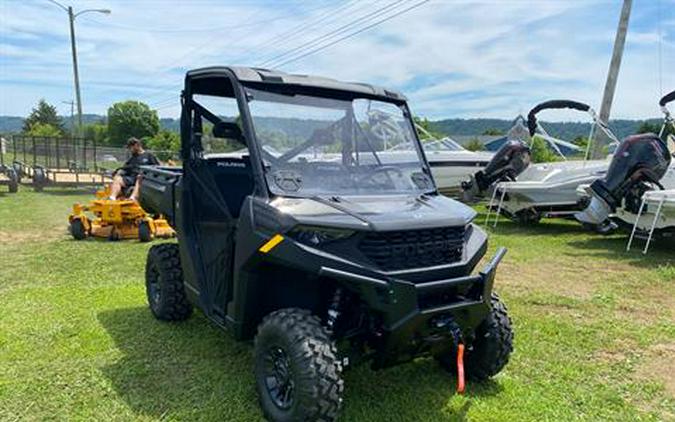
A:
139,66,513,421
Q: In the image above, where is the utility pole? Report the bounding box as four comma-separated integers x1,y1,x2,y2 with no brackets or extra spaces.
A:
592,0,632,158
47,1,110,137
67,6,83,138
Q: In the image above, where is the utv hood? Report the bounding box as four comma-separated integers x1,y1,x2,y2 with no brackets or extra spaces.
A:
269,194,476,231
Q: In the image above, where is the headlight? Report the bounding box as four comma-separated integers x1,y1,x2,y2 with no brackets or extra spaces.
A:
287,225,355,246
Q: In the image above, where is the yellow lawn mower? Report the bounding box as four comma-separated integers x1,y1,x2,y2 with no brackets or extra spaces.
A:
68,185,174,242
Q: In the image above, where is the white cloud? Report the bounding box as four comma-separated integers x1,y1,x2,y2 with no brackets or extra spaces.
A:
1,0,674,121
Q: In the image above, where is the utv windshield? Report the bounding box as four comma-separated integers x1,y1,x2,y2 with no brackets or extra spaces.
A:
245,87,434,197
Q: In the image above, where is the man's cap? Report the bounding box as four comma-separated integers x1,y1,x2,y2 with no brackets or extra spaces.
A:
126,137,141,148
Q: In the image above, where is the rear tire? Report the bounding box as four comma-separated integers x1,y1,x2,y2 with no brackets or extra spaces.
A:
70,219,88,240
33,168,47,193
7,169,18,193
145,243,192,321
254,308,344,422
437,293,513,381
138,220,153,242
515,209,541,225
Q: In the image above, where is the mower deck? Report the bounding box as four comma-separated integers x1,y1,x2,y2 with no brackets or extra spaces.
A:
69,189,174,242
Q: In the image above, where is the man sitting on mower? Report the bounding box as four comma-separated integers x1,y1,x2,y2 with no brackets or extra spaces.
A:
109,138,159,201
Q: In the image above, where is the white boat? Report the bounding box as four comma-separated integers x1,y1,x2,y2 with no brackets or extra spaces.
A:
576,90,675,252
422,138,493,195
485,100,619,225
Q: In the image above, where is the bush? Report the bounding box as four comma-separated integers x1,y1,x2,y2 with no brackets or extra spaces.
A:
530,136,561,163
25,122,62,137
465,138,485,151
145,130,180,161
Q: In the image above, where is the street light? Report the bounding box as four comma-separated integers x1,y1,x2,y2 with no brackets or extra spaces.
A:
47,0,111,138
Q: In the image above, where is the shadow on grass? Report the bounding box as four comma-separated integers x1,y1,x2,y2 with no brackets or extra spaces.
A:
480,217,590,237
566,235,675,268
40,187,98,196
98,307,502,421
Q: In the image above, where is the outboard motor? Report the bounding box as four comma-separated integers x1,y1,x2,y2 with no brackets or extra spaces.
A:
462,99,594,202
461,140,531,202
576,133,672,225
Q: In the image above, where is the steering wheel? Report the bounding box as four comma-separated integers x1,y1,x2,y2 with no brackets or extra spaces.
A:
357,166,404,187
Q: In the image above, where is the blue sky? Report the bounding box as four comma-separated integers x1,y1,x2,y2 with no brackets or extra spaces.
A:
1,0,673,120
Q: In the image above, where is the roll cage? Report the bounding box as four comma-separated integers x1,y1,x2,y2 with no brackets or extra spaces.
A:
179,66,432,199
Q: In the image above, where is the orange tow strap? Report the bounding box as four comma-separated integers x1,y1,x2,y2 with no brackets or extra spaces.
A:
456,343,465,394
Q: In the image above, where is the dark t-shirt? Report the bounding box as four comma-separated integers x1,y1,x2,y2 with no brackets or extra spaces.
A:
122,151,159,178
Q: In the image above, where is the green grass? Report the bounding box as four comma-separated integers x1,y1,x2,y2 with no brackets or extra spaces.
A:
1,188,674,421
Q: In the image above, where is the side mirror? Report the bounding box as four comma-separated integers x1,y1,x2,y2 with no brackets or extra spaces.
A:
213,121,244,143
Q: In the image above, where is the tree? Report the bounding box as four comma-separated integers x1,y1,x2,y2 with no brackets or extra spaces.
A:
145,130,180,161
636,120,674,139
530,136,560,163
82,121,109,144
637,121,661,135
413,116,443,140
25,122,62,137
23,99,64,134
572,136,590,155
107,101,159,146
465,138,485,151
482,128,504,136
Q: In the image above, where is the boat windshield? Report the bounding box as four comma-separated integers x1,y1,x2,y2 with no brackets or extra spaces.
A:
245,87,434,197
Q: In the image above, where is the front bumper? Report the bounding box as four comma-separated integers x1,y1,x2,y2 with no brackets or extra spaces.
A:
320,247,507,368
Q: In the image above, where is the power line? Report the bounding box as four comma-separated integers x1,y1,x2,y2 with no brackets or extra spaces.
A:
137,2,357,105
245,0,365,65
149,95,180,108
273,0,430,69
133,4,333,102
134,1,429,111
260,0,408,68
80,12,319,34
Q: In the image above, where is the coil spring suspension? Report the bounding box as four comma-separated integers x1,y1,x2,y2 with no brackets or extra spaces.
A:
326,287,343,334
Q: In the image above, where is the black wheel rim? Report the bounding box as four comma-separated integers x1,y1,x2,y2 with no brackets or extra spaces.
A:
148,265,161,308
263,346,294,410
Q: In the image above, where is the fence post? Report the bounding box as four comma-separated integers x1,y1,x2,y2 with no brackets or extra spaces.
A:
56,137,61,169
93,138,97,172
82,137,87,170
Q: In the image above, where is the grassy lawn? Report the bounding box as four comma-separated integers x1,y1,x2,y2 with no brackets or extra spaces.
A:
1,188,673,421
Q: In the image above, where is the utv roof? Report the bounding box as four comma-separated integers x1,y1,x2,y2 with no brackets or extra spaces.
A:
185,66,407,102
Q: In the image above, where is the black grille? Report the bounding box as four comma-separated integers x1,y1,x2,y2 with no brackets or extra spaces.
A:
358,227,465,271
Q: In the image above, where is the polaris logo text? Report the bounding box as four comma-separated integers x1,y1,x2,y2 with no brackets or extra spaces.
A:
390,240,456,258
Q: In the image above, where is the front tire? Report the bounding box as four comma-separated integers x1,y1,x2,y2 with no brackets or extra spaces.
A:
254,308,344,422
70,219,88,240
145,243,192,321
438,293,513,381
466,293,514,380
138,220,153,242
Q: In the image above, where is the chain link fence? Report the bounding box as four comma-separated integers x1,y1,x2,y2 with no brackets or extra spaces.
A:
0,135,178,173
